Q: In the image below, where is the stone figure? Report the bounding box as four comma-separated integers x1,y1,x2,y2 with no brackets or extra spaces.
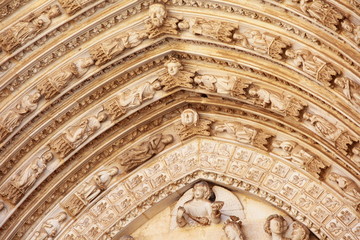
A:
247,86,306,119
0,91,41,142
341,19,360,45
176,109,212,140
223,216,245,240
328,172,360,202
158,57,195,91
191,18,238,43
303,112,341,141
271,140,328,178
90,31,148,65
194,75,238,95
30,212,67,240
77,166,119,203
298,0,343,31
145,4,179,39
285,49,339,85
49,111,107,158
214,122,273,151
119,80,162,109
264,214,290,240
334,77,360,106
291,222,309,240
58,0,96,15
119,133,174,171
1,151,53,204
0,5,61,52
37,58,94,99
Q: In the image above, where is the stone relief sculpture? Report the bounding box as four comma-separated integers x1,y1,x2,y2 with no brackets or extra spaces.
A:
103,80,162,121
90,31,148,66
303,112,355,155
49,111,107,158
30,212,67,240
172,181,245,228
271,140,328,178
341,20,360,45
328,172,360,203
285,49,340,86
0,151,53,204
158,57,195,91
0,5,61,52
58,0,96,15
176,109,212,140
264,214,290,240
248,85,307,119
119,133,174,171
334,77,360,106
62,166,119,216
0,91,41,143
37,58,94,99
145,3,180,39
295,0,344,31
214,122,273,151
223,216,245,240
191,18,238,43
291,222,310,240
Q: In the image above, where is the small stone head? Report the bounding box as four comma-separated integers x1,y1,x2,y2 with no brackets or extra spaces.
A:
148,4,167,27
223,216,243,240
302,112,313,121
264,214,288,235
280,141,296,153
248,85,259,97
97,111,108,122
341,19,354,33
56,212,68,223
181,109,199,127
48,5,61,18
80,58,94,68
334,77,347,88
285,49,295,58
41,151,53,163
162,134,174,144
151,80,163,91
291,222,309,240
31,91,42,103
193,181,211,200
164,58,182,76
108,166,119,177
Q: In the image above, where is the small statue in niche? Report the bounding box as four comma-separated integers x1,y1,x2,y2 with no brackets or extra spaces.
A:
30,212,67,240
158,57,195,91
291,222,309,240
303,112,341,142
223,216,245,240
334,77,360,106
145,3,179,39
264,214,290,240
0,5,61,52
119,133,174,172
328,172,360,202
176,109,212,140
172,181,245,229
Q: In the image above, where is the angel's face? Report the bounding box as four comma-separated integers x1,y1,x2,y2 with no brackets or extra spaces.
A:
269,218,283,234
193,186,205,199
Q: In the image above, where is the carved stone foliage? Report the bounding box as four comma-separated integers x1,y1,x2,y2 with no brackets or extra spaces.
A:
0,151,53,204
327,172,360,204
0,91,41,143
30,212,67,240
62,166,119,217
103,80,162,121
58,0,96,15
0,5,61,53
37,58,94,99
145,3,180,39
158,57,195,91
49,111,107,158
303,112,356,155
176,109,212,140
90,31,148,66
285,49,340,86
248,85,307,119
272,140,328,179
119,133,174,172
214,122,273,151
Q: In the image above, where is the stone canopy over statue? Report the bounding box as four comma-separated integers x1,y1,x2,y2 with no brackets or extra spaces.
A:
171,181,245,229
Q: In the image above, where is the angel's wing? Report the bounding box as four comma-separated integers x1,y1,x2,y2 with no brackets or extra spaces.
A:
169,188,194,230
213,186,246,221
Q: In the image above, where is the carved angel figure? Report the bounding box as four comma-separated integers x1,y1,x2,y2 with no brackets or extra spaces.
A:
30,212,67,240
194,75,237,95
120,133,174,171
77,166,119,203
303,112,341,142
0,5,61,52
191,18,238,43
328,172,360,202
334,77,360,106
158,58,194,91
248,86,288,111
291,222,309,240
223,216,245,240
176,109,212,140
172,181,245,229
0,91,41,141
264,214,290,240
145,4,179,39
37,58,94,99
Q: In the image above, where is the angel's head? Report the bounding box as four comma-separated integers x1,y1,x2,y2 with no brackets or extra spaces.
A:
264,214,288,235
291,222,309,240
224,216,243,240
193,181,211,200
164,58,182,76
181,109,199,127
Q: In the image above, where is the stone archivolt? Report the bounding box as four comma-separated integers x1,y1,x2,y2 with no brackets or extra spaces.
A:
0,1,359,240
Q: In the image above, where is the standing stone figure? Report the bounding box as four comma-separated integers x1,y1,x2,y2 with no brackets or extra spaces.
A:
30,212,67,240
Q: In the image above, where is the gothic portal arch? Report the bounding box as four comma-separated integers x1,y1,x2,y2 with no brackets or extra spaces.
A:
0,0,359,240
